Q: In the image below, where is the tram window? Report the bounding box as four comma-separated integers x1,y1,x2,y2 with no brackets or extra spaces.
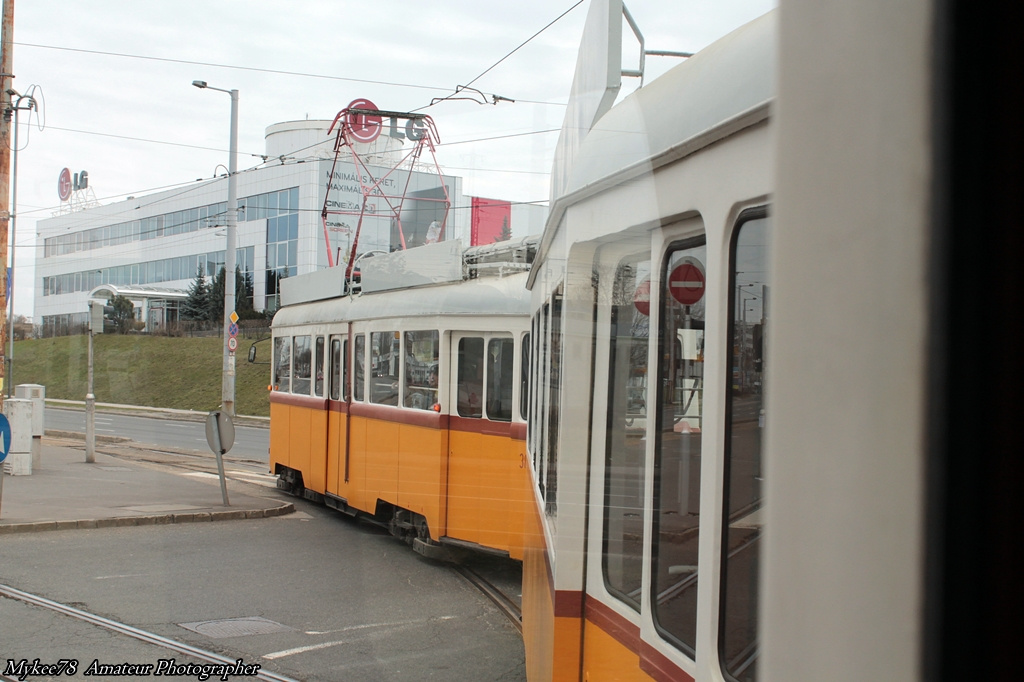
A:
342,339,350,401
353,334,365,402
457,337,484,418
719,212,770,682
536,308,549,494
292,335,312,396
273,336,291,392
313,336,325,398
528,320,539,465
370,331,400,406
486,338,514,422
329,338,342,401
603,254,651,612
545,287,563,516
520,333,531,423
652,238,707,657
404,330,439,410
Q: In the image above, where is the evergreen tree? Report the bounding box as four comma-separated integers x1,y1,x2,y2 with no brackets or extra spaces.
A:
107,295,136,334
495,216,512,242
182,266,210,321
207,266,226,323
235,267,256,317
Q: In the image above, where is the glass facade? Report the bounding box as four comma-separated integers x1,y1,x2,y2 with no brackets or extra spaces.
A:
43,201,229,258
42,247,254,297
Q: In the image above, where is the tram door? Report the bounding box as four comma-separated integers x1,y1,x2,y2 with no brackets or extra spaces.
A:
446,332,519,554
325,331,350,500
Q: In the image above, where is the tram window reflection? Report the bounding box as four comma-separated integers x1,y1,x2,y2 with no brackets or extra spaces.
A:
653,239,707,657
370,331,400,405
314,336,325,397
521,333,531,423
458,337,484,418
329,338,342,401
719,213,770,682
486,338,514,422
353,334,365,402
293,335,312,396
404,330,439,410
603,254,650,611
273,336,291,392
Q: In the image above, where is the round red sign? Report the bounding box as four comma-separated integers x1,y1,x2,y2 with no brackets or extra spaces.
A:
58,168,72,201
345,98,382,144
668,260,706,306
633,278,651,316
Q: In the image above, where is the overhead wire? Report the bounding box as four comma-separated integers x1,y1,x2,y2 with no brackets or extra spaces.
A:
18,121,561,221
14,41,568,107
23,7,575,299
421,0,585,110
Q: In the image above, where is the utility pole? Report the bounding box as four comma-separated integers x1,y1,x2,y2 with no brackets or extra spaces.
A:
0,0,15,409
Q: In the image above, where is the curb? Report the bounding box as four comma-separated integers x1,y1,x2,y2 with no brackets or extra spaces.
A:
45,429,132,444
46,400,270,428
0,502,295,535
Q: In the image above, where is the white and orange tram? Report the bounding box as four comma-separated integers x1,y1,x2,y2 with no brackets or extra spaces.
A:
268,238,536,560
520,9,774,680
516,0,1007,679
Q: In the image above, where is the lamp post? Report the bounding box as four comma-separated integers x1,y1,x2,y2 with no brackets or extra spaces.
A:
193,80,238,417
5,89,36,397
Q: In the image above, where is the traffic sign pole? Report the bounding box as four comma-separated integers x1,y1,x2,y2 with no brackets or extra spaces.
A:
0,413,11,519
205,410,234,506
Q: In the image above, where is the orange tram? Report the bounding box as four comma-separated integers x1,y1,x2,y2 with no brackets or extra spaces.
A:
268,238,535,560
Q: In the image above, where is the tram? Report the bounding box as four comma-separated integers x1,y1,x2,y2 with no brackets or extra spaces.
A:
516,0,1009,679
269,237,535,560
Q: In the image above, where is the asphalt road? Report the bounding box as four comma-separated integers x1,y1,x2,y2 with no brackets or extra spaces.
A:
44,406,270,462
0,496,526,682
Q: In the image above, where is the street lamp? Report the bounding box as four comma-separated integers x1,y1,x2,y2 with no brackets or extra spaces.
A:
193,80,239,416
4,88,37,397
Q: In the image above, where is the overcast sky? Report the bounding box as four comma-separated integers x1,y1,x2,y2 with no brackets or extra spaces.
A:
7,0,774,318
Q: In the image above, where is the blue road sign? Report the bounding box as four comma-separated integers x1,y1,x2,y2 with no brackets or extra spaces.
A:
0,413,10,463
229,322,239,337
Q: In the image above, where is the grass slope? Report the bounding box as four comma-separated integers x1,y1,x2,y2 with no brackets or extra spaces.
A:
12,334,272,417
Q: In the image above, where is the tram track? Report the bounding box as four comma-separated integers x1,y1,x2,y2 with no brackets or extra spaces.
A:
453,565,523,635
79,437,526,638
0,583,298,682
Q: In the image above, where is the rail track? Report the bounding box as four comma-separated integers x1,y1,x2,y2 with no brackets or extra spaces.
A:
0,583,298,682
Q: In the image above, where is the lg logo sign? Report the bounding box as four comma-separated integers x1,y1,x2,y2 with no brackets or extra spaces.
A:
57,168,89,201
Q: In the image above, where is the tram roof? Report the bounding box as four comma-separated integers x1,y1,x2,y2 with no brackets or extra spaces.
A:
530,10,776,287
271,270,531,329
569,11,774,197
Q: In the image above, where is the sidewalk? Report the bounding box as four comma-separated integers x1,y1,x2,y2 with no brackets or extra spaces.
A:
0,438,293,534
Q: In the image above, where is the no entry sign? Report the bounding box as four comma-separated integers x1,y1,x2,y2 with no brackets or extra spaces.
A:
345,98,383,144
633,278,651,316
668,260,706,306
